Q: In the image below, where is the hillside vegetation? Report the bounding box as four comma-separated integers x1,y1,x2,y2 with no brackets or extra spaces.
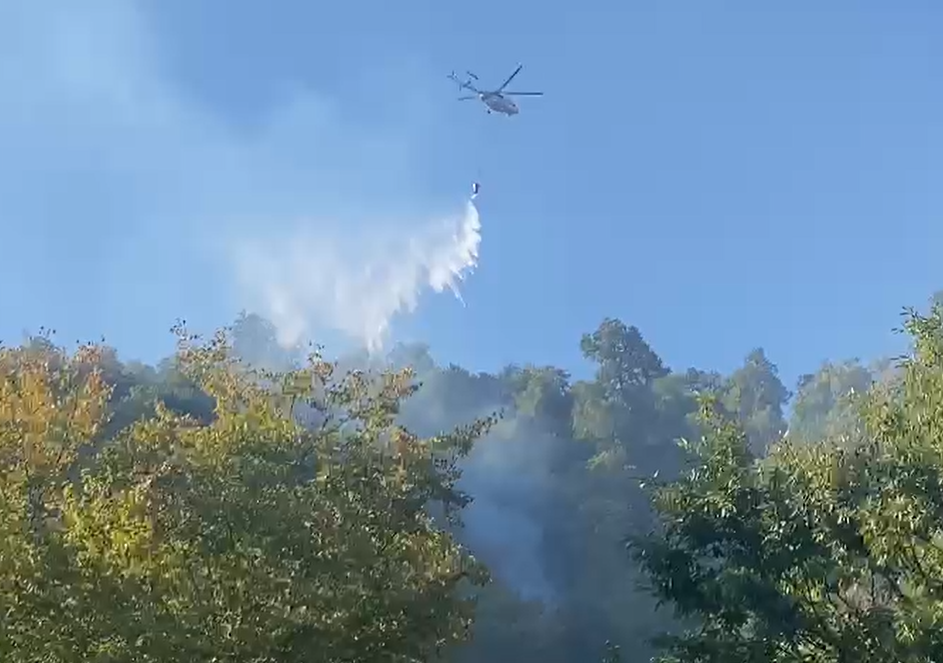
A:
2,301,943,662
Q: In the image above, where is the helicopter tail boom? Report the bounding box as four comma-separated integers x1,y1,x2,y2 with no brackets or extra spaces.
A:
448,71,480,94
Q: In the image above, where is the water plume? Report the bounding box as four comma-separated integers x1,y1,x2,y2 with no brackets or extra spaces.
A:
233,198,481,351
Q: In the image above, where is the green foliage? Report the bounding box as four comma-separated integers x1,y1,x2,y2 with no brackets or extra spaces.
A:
719,348,790,454
580,318,670,404
501,365,573,438
575,319,680,475
789,360,874,445
387,317,700,662
5,294,937,663
0,326,491,662
631,307,943,663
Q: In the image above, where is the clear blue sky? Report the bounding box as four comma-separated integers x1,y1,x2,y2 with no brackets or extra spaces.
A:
1,1,941,390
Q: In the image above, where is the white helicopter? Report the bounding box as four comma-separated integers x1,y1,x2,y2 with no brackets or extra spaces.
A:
447,64,543,116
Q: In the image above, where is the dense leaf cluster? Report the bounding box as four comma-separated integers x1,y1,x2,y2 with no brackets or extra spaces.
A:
633,307,943,662
5,298,943,662
0,325,489,662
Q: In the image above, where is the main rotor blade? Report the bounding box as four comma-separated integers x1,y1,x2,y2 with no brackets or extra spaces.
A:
457,96,476,100
502,91,543,96
497,64,523,92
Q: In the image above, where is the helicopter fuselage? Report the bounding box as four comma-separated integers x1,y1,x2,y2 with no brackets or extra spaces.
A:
480,92,519,116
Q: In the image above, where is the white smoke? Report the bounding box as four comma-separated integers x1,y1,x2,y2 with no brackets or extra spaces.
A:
233,199,481,351
0,1,483,353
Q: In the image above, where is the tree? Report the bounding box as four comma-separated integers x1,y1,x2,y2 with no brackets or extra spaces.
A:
579,318,669,408
547,320,692,661
230,311,304,372
788,360,874,445
720,348,790,455
575,318,672,471
0,325,491,662
630,307,943,663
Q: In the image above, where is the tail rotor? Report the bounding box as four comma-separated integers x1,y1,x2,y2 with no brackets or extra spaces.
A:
448,69,479,93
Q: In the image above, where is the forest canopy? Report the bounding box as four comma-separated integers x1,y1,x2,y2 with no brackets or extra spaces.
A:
1,298,942,663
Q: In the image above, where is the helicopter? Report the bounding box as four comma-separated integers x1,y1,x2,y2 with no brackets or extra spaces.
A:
447,63,543,116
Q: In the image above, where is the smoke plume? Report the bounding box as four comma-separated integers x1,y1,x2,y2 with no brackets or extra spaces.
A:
0,0,473,355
